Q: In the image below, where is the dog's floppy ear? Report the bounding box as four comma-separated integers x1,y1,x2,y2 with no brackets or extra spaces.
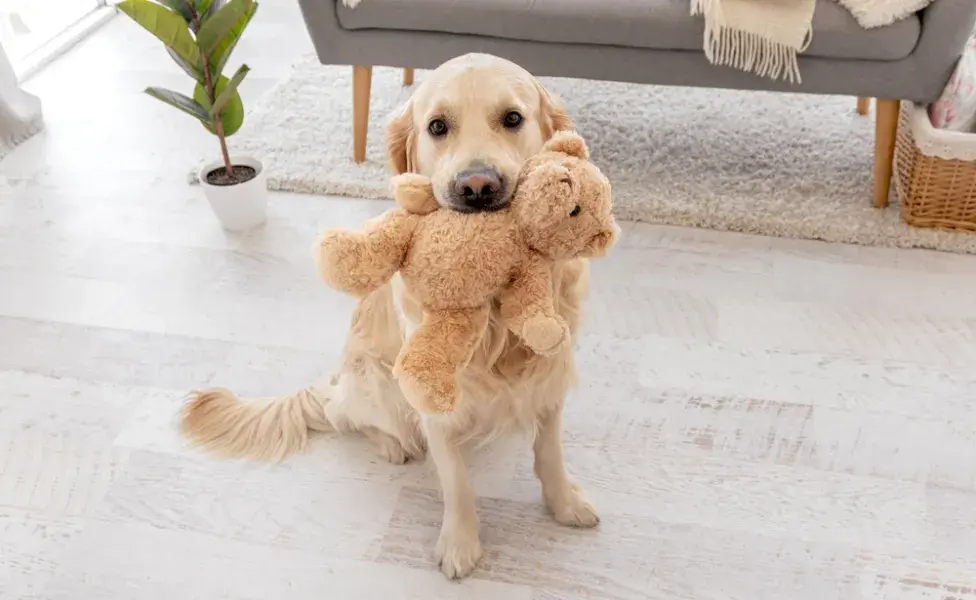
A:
535,82,574,140
544,130,589,159
386,100,416,174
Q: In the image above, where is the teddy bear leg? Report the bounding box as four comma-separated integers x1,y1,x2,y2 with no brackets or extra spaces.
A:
393,306,491,413
520,315,571,356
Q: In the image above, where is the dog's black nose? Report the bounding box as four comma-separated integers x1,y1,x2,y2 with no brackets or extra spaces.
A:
452,165,504,210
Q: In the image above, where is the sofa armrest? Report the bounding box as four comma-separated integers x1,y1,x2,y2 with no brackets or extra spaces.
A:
297,0,345,62
913,0,976,72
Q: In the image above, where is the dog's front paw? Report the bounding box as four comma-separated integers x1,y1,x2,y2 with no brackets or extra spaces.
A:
521,315,570,356
435,522,483,580
547,482,600,528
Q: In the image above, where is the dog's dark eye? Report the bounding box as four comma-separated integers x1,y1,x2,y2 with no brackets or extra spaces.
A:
569,205,581,217
503,111,523,129
428,119,448,137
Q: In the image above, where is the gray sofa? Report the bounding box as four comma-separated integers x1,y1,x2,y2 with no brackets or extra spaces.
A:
296,0,976,208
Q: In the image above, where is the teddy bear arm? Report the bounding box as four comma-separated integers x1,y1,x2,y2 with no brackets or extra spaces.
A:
498,255,569,356
313,209,417,297
499,258,555,326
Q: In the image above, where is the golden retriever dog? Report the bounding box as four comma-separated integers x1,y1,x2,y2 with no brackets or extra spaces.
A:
181,53,598,579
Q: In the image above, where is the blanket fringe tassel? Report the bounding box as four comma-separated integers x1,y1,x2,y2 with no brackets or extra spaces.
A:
691,0,812,85
706,26,804,84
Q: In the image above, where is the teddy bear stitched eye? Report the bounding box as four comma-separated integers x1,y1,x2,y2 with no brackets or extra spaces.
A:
569,205,581,217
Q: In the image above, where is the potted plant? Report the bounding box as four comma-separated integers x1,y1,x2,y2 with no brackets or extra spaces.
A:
116,0,266,231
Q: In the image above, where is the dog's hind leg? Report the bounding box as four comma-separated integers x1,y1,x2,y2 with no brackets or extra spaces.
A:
180,283,425,463
324,282,426,460
362,426,412,464
324,363,425,463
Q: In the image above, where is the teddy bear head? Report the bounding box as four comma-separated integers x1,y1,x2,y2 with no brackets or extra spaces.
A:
513,131,619,261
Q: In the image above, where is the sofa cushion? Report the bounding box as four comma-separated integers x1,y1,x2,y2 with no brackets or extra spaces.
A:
336,0,921,62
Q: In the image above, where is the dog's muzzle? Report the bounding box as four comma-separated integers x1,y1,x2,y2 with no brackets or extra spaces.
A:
449,165,509,212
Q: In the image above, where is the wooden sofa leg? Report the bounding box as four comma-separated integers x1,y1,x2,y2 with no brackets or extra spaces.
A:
353,65,372,163
403,68,414,86
873,99,899,208
857,97,870,116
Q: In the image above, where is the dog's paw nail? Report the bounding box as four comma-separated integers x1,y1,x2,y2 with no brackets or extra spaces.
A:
435,527,483,580
549,486,600,528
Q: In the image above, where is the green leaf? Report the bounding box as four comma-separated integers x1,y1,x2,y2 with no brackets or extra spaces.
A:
208,0,257,78
116,0,202,80
165,46,198,79
196,0,250,61
196,0,213,16
194,76,244,136
210,64,249,117
154,0,193,21
144,86,212,125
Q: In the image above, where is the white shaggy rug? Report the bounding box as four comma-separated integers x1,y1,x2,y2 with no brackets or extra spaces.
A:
203,55,976,254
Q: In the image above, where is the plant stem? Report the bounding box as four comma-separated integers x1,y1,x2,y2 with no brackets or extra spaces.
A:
189,1,234,177
215,120,233,174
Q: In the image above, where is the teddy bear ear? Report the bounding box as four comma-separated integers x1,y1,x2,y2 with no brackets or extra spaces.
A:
543,130,589,160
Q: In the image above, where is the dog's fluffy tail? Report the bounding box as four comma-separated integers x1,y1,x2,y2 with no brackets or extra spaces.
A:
179,386,332,461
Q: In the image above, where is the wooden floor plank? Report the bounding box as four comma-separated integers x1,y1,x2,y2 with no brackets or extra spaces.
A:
638,338,976,416
41,520,531,600
0,509,86,600
375,486,864,600
0,429,127,517
94,450,402,559
0,317,337,393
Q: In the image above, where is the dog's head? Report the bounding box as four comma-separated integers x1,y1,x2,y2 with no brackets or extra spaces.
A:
386,53,574,213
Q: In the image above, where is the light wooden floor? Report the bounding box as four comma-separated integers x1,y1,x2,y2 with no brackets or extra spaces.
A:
3,7,976,600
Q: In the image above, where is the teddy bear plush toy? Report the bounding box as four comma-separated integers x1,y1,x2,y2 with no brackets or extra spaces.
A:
313,131,619,414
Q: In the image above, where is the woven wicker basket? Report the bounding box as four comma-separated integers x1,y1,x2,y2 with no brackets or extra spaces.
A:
894,101,976,232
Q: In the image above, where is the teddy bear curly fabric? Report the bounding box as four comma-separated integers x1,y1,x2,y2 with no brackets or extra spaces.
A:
313,131,620,414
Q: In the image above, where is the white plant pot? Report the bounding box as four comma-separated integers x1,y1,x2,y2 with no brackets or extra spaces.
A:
198,155,268,231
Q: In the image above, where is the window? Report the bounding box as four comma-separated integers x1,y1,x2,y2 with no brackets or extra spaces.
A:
0,0,105,71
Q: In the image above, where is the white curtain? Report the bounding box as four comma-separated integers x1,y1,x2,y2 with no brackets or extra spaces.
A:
0,40,42,160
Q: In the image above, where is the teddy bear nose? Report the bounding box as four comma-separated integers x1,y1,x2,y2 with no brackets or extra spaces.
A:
452,165,504,210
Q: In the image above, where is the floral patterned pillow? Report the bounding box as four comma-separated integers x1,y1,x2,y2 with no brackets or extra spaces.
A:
929,29,976,132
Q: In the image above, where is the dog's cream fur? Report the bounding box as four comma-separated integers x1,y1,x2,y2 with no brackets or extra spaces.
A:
180,53,597,579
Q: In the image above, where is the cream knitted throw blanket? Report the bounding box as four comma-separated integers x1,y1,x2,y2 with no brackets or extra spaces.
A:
691,0,816,84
